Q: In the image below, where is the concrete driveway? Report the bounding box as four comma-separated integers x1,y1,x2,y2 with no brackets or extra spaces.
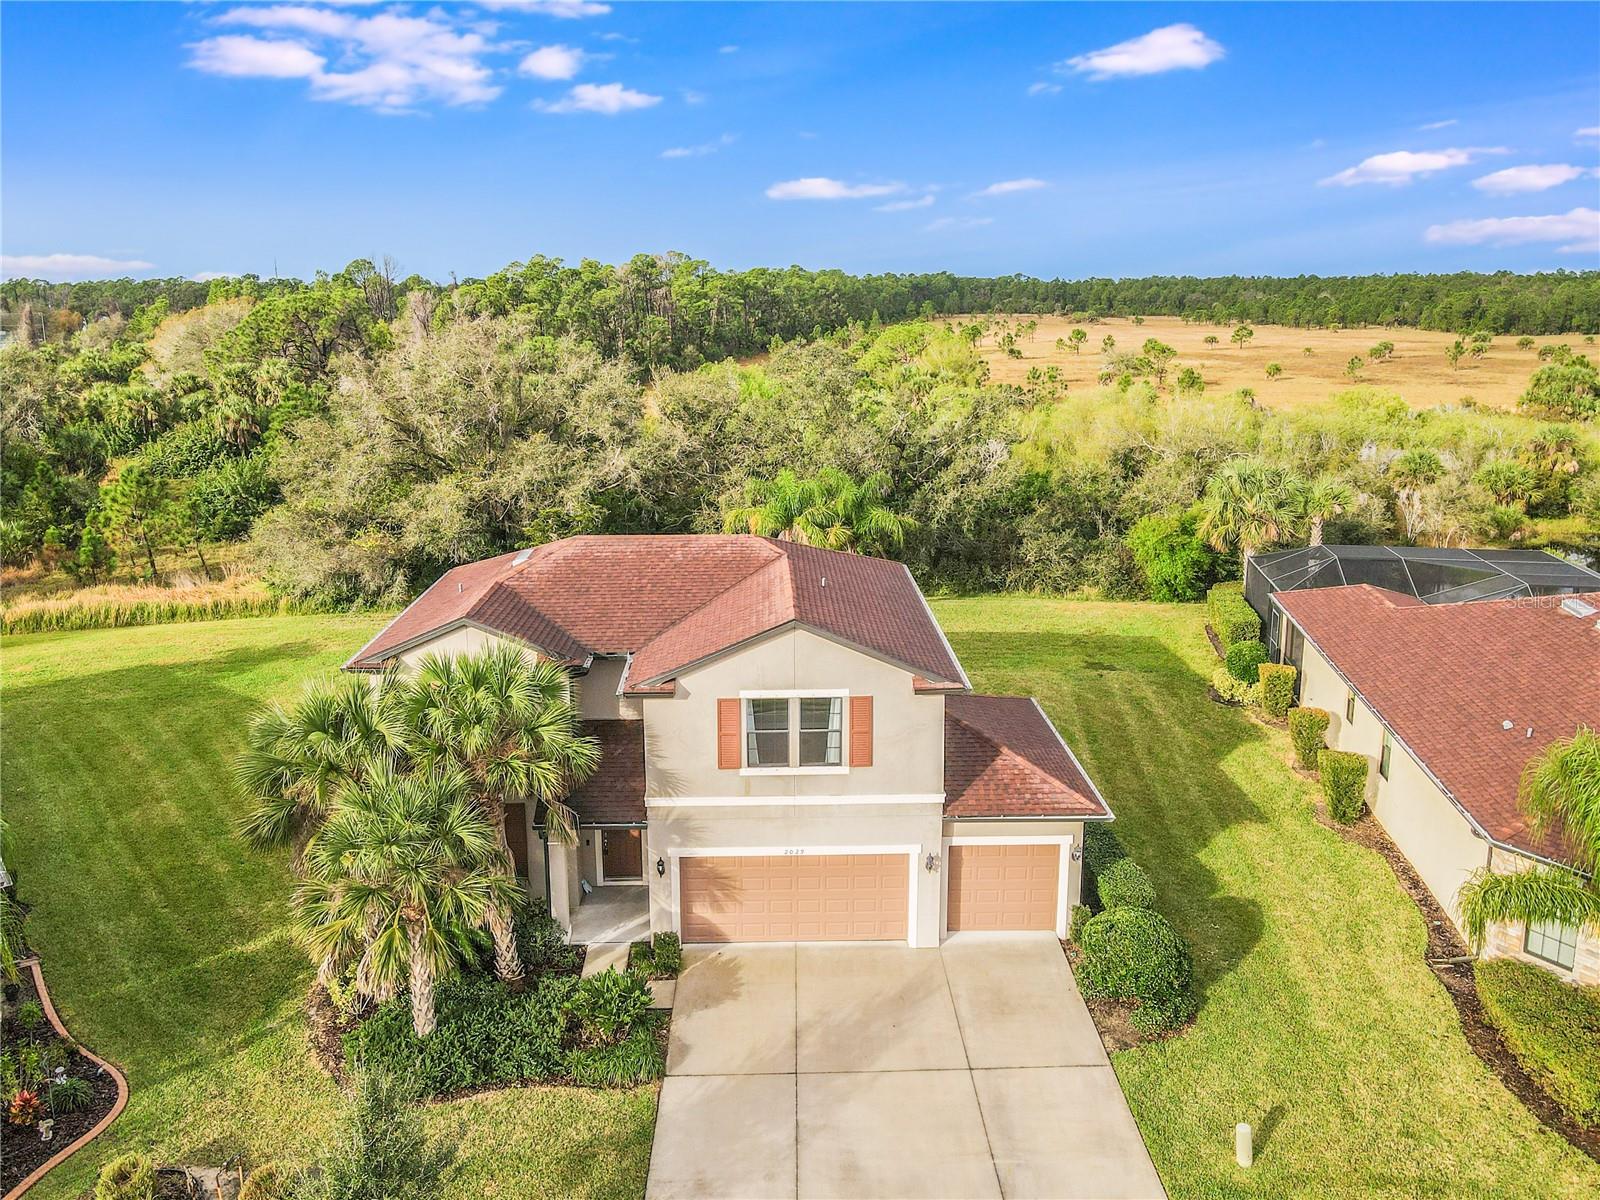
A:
646,935,1166,1200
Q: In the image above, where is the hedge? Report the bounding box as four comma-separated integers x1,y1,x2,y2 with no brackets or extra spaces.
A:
1096,856,1157,911
1224,639,1268,683
1206,582,1261,651
1078,907,1198,1034
1477,958,1600,1125
1210,667,1260,707
1289,707,1332,770
1082,822,1128,878
1258,663,1297,719
1319,749,1369,823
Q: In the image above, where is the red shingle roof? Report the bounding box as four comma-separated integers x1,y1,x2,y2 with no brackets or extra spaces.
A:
566,720,645,825
943,695,1109,819
1276,585,1600,865
346,535,968,690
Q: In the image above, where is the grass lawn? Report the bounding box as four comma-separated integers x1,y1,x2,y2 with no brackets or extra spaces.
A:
934,596,1598,1199
5,603,1597,1199
2,617,655,1200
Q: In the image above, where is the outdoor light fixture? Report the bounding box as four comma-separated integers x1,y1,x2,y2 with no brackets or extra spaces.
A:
924,852,941,873
655,857,666,878
1071,844,1083,862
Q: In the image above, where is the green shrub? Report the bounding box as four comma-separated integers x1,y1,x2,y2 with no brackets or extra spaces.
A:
1289,707,1332,770
1096,857,1156,911
1077,907,1198,1034
1257,663,1297,719
1124,510,1219,602
1477,959,1600,1124
1206,583,1260,651
1081,823,1127,878
17,998,45,1027
629,931,683,979
1210,667,1260,706
1319,749,1369,823
47,1076,94,1114
300,1069,456,1200
1068,904,1093,945
510,900,582,977
570,969,653,1044
95,1152,156,1200
565,1019,666,1087
134,419,235,479
344,974,575,1097
1224,639,1267,683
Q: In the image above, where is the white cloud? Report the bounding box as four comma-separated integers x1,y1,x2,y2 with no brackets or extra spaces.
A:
537,81,661,114
1473,164,1591,194
518,44,585,79
475,0,610,15
1027,81,1062,96
1424,207,1599,254
661,133,736,158
719,44,739,54
189,35,325,79
974,177,1047,197
1576,127,1600,140
1320,146,1506,187
923,216,993,233
189,271,235,283
1,253,155,278
765,177,903,200
875,195,935,212
1061,24,1223,80
1418,118,1458,131
195,7,503,111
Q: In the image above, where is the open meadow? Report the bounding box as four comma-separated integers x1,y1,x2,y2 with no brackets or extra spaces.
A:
970,314,1586,410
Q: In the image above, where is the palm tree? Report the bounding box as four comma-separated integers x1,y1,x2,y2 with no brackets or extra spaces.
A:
723,467,916,555
1458,728,1600,951
235,671,410,849
1297,474,1354,546
297,765,517,1037
1196,460,1300,564
403,646,599,983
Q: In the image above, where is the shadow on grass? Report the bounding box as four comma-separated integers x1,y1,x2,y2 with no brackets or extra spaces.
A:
946,630,1268,1004
4,640,336,1092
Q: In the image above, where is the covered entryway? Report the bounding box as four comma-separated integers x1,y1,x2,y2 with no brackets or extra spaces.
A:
946,843,1060,933
679,853,909,943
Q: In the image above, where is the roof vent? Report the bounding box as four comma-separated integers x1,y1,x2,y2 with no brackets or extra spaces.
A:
1502,720,1513,731
513,548,534,566
1560,597,1597,618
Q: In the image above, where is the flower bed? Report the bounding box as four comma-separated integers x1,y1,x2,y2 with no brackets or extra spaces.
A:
1,962,126,1198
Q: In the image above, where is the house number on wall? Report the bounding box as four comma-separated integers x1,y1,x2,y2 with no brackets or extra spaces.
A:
781,848,807,855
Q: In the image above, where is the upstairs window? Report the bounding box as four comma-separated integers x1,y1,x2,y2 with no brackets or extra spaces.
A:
1379,730,1393,781
799,697,843,766
1525,918,1578,970
1345,690,1357,724
745,699,790,767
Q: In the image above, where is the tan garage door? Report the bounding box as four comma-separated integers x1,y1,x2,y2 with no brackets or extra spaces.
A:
946,843,1060,932
679,853,908,942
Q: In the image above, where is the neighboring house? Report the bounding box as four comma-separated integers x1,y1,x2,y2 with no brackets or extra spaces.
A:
1272,584,1600,985
345,535,1110,947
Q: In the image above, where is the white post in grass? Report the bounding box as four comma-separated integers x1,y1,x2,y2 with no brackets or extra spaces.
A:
1235,1122,1253,1168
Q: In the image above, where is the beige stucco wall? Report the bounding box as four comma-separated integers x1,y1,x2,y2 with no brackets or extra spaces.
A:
1296,631,1597,985
575,657,643,720
641,627,945,801
647,801,946,946
393,623,522,670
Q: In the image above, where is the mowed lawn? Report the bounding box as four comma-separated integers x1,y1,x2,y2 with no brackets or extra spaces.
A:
5,604,1597,1200
935,596,1598,1199
2,616,655,1200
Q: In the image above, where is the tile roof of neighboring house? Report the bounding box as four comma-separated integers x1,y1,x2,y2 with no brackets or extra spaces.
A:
1276,585,1600,866
345,535,968,690
943,694,1110,819
566,720,645,825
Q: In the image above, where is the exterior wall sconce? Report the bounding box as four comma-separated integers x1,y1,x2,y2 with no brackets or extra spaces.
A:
924,852,941,873
1071,844,1083,862
655,857,667,878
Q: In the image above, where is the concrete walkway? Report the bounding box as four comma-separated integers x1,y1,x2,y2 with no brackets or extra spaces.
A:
646,934,1166,1200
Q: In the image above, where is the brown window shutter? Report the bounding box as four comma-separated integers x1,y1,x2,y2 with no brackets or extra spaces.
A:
717,698,741,769
849,695,873,767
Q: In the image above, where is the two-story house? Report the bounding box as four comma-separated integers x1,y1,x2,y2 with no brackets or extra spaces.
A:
345,535,1111,948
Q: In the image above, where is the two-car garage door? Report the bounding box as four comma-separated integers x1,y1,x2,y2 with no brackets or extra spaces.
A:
679,853,908,942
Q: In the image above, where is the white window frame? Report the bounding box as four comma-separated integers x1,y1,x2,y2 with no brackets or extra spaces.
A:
738,689,851,775
1524,917,1578,971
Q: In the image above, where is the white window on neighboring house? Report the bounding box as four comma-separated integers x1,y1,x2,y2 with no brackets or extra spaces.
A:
1378,730,1393,781
799,696,843,766
1345,690,1356,724
1524,918,1578,970
745,698,790,767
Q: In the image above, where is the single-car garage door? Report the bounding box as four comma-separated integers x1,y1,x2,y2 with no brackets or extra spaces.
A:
679,853,908,942
946,843,1060,932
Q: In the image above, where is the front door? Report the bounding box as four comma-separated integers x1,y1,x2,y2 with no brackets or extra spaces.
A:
601,828,643,881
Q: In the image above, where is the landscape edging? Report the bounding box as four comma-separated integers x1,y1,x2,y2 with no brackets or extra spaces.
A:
2,958,130,1200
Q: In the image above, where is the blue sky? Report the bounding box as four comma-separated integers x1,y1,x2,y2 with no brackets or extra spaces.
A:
3,1,1597,282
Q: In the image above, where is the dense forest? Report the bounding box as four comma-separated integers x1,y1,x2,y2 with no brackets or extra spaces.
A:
2,254,1597,616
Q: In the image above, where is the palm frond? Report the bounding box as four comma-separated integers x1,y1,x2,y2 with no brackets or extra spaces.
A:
1457,863,1600,949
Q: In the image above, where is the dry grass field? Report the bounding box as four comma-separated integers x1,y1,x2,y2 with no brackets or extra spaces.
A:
969,314,1589,410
